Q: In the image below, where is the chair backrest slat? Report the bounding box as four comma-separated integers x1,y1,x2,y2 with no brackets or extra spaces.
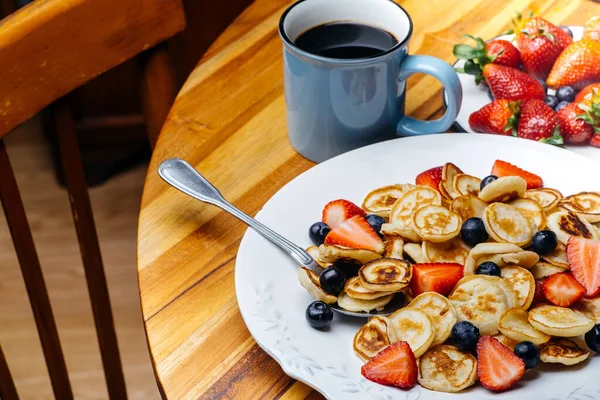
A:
0,345,19,400
52,101,128,399
0,139,74,400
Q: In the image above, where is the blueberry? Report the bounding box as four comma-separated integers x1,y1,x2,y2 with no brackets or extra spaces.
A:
366,214,386,234
461,217,489,247
451,321,480,351
308,222,330,245
531,230,558,255
334,260,361,277
476,261,501,277
480,175,498,191
556,86,576,102
514,341,540,369
560,26,574,38
305,301,334,329
585,324,600,352
319,265,346,296
544,95,559,109
555,101,570,112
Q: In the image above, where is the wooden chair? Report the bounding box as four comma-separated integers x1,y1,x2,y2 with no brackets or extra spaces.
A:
0,0,185,398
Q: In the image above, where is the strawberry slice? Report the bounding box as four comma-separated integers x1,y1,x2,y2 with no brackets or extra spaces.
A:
532,279,547,306
409,263,464,297
361,342,417,389
322,199,365,229
567,236,600,297
491,160,543,190
543,272,586,307
324,215,384,253
477,336,525,392
415,166,443,192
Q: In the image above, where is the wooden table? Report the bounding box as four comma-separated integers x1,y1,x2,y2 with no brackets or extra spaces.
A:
137,1,597,398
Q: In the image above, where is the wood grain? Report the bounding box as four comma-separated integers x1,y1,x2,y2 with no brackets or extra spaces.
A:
137,1,600,398
0,0,185,138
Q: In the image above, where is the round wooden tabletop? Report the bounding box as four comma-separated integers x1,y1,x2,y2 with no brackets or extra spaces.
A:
137,1,597,398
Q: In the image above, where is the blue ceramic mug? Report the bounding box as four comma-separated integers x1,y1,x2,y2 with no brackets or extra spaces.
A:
279,0,463,162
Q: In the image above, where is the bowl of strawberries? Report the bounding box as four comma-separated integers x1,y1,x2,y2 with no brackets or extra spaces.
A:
452,13,600,161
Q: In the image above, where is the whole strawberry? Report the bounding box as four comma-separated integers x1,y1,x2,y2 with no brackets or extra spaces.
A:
547,39,600,89
517,99,562,143
483,64,545,101
557,103,594,144
575,83,600,106
516,16,573,51
519,35,563,80
590,134,600,147
454,35,521,83
469,99,520,135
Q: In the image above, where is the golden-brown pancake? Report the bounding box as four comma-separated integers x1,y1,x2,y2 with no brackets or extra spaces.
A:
528,305,595,337
297,267,337,304
318,244,382,264
358,258,411,292
412,205,462,243
539,338,590,365
417,345,477,393
344,276,396,300
387,307,434,357
362,184,411,218
478,176,527,203
483,202,535,246
453,174,481,197
497,307,551,345
524,188,563,212
558,192,600,223
422,237,470,264
353,316,390,360
500,265,536,309
409,292,457,346
390,187,442,227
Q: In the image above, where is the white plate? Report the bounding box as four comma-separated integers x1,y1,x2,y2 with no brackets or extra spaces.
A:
235,134,600,400
451,26,600,164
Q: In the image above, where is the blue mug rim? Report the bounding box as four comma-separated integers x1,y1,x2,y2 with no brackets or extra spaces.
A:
278,0,414,65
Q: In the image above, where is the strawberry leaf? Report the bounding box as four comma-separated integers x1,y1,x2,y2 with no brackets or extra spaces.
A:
453,44,480,59
540,126,564,146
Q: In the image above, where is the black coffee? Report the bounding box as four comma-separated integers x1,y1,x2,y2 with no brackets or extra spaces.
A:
294,22,398,59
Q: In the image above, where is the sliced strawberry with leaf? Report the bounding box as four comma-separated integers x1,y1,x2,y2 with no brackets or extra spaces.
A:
543,272,586,307
567,236,600,297
468,99,520,136
477,336,525,392
491,160,543,190
361,341,417,389
324,215,384,253
454,35,521,83
322,199,365,229
516,99,562,144
415,166,443,192
409,263,463,297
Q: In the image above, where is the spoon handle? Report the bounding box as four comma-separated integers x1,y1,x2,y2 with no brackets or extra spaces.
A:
158,158,322,272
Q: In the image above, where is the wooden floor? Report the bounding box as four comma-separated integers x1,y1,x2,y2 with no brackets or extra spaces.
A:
0,119,160,399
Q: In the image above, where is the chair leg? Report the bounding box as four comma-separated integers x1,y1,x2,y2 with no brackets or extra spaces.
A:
139,44,178,150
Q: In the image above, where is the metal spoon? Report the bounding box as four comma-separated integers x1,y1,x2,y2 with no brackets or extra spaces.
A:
158,158,403,318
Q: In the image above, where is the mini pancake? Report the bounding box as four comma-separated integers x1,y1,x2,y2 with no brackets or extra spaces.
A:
500,265,536,309
509,198,547,230
463,242,524,275
571,296,600,323
492,334,519,350
547,210,598,244
383,238,404,259
409,292,457,346
359,258,412,292
362,184,409,218
412,205,462,243
337,291,393,313
390,186,442,227
298,267,337,304
541,241,569,268
524,188,563,212
539,339,590,366
451,194,487,221
344,276,396,300
353,316,390,361
404,242,427,263
483,202,535,246
453,174,481,197
306,246,331,269
476,251,539,271
380,223,422,243
530,261,569,280
417,345,477,393
440,162,464,200
318,244,382,265
449,275,514,335
422,237,470,264
558,192,600,223
387,307,435,357
528,305,595,337
497,307,551,345
478,176,527,203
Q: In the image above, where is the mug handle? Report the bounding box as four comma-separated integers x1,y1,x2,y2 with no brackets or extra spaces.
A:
396,55,463,136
